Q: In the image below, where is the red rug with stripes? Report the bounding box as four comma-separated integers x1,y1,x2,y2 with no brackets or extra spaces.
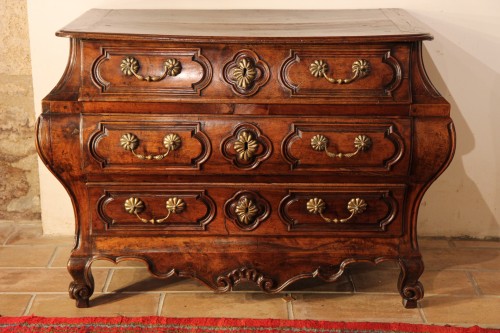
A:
0,317,497,333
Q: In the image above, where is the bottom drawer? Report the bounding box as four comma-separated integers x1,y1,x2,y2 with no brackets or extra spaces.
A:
88,183,406,236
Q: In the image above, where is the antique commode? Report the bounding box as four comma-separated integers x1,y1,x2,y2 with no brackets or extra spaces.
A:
36,9,455,308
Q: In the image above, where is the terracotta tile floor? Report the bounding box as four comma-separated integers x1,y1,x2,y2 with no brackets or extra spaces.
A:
0,222,499,328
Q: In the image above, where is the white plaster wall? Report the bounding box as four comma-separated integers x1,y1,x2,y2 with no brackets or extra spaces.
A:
28,0,500,237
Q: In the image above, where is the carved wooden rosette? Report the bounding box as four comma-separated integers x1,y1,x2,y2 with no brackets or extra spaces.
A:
223,50,270,96
224,191,270,231
221,123,272,170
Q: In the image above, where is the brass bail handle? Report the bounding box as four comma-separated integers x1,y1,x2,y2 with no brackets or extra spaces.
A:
120,133,181,161
120,57,182,82
124,197,186,224
309,59,371,84
307,197,367,223
310,134,372,158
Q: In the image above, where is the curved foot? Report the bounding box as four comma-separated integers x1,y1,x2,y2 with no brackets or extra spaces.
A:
398,257,424,308
68,257,94,308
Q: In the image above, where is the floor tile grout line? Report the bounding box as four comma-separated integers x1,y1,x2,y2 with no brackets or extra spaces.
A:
46,246,59,268
2,227,18,246
22,294,36,316
347,272,357,293
157,292,166,316
417,302,428,324
102,269,115,293
465,270,483,296
286,293,295,320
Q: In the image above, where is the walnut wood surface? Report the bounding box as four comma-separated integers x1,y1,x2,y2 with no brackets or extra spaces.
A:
57,9,432,42
36,9,455,309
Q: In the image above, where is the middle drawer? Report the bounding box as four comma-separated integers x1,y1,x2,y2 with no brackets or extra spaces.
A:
83,115,411,176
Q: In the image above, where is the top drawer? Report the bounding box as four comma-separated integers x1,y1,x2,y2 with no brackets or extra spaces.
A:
84,45,212,98
78,41,411,104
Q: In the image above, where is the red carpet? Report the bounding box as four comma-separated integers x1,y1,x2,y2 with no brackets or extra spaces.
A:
0,317,497,333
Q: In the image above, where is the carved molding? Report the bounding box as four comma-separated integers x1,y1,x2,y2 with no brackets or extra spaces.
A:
214,257,398,293
221,123,272,170
88,121,211,170
87,254,406,296
279,189,399,232
223,49,270,97
281,122,405,172
382,50,403,95
49,38,80,98
224,191,270,231
91,47,212,96
96,189,216,231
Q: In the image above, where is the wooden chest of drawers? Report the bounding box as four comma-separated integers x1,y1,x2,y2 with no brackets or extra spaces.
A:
36,9,455,308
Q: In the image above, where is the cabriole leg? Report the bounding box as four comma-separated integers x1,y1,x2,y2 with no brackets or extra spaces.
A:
68,256,94,308
398,257,424,308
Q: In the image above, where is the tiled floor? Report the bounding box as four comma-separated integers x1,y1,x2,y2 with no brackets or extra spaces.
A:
0,222,499,328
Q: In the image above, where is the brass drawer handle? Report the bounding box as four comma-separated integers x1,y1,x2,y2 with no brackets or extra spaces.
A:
124,197,186,224
120,133,181,160
311,134,371,158
120,57,181,82
309,59,370,84
234,131,258,161
307,197,367,223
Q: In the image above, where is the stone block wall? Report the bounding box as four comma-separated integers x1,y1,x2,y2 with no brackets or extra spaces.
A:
0,0,40,221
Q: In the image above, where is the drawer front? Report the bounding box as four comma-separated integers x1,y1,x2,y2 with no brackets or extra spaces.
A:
83,115,410,176
83,44,212,98
89,184,404,237
91,187,216,232
282,121,407,172
79,41,410,104
280,45,410,102
278,187,404,234
86,120,210,171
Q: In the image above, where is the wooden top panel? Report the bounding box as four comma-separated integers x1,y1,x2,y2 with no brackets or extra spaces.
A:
57,8,432,43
